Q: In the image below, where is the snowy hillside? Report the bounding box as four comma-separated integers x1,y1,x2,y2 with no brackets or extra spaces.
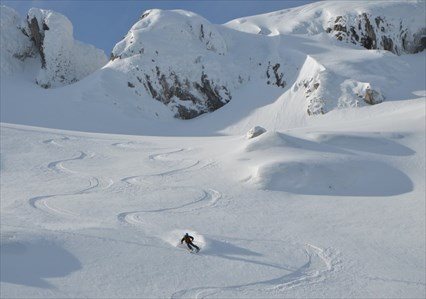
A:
108,9,289,119
1,1,426,297
0,6,107,88
3,1,424,122
226,0,426,55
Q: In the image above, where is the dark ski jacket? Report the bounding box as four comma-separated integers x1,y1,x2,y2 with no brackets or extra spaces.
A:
181,235,194,244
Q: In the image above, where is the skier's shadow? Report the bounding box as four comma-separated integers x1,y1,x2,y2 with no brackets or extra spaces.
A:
201,238,294,272
202,238,261,257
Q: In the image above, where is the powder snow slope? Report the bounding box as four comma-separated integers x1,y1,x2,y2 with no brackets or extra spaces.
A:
1,2,425,297
1,97,424,298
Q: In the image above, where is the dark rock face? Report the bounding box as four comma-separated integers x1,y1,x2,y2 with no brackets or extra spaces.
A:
405,28,426,53
27,16,46,68
360,13,376,50
364,88,384,105
122,57,290,119
326,13,425,55
128,66,231,119
266,62,286,88
122,58,288,119
195,73,231,112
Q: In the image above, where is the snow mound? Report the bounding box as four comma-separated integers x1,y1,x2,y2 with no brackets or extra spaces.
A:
243,131,345,156
246,126,266,139
309,133,415,156
112,9,227,58
245,131,299,152
252,159,413,196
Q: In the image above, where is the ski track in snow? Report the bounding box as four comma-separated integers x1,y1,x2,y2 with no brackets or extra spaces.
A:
113,143,339,297
28,148,113,218
148,148,187,161
171,243,339,299
26,137,341,297
117,188,222,222
117,147,224,220
120,160,207,186
119,147,215,186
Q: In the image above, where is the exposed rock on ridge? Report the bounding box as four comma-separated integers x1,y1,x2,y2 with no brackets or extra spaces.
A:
326,12,426,55
110,9,286,119
0,6,107,87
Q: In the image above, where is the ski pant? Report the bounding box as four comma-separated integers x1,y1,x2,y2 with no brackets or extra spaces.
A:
186,242,199,251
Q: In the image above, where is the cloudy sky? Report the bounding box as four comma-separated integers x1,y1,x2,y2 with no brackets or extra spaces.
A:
2,0,317,54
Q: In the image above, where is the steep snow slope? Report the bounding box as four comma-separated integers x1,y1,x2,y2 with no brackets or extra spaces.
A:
0,6,107,87
226,0,426,55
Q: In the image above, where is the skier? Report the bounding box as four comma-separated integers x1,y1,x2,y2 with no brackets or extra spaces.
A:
180,233,200,252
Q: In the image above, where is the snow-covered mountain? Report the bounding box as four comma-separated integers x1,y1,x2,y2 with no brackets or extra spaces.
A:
1,6,107,88
1,1,425,128
101,0,424,119
226,0,426,55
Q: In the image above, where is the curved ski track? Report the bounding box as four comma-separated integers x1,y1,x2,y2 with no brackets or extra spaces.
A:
171,243,340,298
29,150,113,218
117,188,222,224
119,147,215,188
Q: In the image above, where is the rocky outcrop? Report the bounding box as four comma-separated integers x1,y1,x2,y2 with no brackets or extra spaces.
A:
363,88,384,105
246,126,267,139
111,9,287,119
26,15,46,67
130,66,231,119
326,13,425,55
302,78,324,116
20,8,107,88
266,62,286,88
0,6,34,75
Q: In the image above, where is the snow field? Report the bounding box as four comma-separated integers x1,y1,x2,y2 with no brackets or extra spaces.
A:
1,95,424,297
